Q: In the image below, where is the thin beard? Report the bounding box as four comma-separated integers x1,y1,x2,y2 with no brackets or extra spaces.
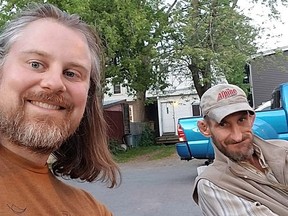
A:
0,105,72,154
227,146,254,162
211,136,254,162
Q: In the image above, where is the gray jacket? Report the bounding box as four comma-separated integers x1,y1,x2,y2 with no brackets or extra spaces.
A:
192,135,288,216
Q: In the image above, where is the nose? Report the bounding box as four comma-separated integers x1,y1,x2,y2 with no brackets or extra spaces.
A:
40,68,66,93
230,124,243,142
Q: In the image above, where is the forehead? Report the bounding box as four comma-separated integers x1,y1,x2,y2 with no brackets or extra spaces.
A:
11,18,92,69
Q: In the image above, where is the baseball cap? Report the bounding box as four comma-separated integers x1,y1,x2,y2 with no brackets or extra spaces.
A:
200,84,254,123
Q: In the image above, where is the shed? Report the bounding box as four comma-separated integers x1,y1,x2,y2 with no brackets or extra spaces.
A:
103,99,130,143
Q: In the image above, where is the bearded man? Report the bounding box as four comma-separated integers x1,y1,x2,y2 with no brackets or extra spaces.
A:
0,3,120,215
193,83,288,216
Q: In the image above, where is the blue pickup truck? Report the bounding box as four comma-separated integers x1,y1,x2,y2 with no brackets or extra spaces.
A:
176,82,288,162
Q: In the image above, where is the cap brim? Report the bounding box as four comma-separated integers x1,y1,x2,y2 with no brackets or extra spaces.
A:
207,103,255,123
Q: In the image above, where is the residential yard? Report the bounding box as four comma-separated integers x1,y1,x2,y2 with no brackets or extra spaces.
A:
113,144,176,163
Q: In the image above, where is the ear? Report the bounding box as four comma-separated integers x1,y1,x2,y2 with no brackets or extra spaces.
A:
197,120,211,137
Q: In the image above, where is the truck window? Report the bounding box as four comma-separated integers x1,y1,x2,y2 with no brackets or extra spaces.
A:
271,89,281,109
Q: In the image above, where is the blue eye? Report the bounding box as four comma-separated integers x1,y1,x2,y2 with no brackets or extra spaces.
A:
65,71,75,77
31,61,40,68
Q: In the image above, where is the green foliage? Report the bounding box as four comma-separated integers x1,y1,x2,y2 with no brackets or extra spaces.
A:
167,0,256,96
108,139,126,155
0,0,287,104
113,144,175,163
166,0,288,97
86,0,171,99
139,124,156,147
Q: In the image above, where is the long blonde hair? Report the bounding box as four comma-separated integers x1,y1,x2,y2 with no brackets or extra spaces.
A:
0,3,120,187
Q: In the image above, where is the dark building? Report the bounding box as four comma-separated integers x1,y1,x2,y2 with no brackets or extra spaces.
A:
247,47,288,108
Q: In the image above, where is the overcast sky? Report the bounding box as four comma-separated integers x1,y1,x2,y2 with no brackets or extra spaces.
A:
165,0,288,52
238,0,288,51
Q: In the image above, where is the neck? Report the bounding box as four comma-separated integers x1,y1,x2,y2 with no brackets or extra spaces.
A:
0,139,50,167
247,153,265,173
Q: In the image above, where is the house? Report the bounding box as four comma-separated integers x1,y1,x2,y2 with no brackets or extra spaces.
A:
104,74,200,138
103,46,288,140
247,46,288,108
104,82,148,146
153,87,199,136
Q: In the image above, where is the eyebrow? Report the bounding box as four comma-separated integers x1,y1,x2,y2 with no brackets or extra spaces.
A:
20,50,52,58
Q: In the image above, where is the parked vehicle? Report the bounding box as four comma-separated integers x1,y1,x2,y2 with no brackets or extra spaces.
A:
255,100,271,111
176,82,288,162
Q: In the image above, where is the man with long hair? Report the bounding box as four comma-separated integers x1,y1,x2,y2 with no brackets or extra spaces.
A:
0,3,120,215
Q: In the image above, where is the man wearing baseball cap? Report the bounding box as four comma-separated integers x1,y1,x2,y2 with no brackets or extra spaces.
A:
192,84,288,215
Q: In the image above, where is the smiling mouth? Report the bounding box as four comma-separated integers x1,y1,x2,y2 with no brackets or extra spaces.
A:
29,100,65,110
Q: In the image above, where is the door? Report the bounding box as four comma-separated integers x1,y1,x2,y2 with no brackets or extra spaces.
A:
161,101,175,133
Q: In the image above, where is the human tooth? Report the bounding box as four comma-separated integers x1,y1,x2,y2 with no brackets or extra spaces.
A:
31,101,60,110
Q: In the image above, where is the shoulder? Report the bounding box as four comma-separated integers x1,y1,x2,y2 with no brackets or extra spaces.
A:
254,135,288,149
53,178,112,215
192,164,226,203
197,161,229,179
267,139,288,148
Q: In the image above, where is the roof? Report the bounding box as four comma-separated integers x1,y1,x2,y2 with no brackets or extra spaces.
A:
251,45,288,59
103,99,127,109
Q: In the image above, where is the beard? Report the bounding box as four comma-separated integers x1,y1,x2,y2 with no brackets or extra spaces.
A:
224,143,254,162
211,135,254,162
0,92,78,154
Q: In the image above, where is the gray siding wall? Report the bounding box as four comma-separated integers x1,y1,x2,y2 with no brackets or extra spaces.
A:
250,51,288,108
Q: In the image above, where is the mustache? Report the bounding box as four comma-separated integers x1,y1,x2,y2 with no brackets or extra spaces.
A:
23,91,73,110
225,134,251,145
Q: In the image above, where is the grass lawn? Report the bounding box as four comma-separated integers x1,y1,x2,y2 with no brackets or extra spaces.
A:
113,144,176,163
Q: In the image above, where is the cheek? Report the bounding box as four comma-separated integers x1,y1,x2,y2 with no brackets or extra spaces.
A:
210,129,227,142
0,77,22,104
210,129,231,149
70,83,89,112
0,64,36,95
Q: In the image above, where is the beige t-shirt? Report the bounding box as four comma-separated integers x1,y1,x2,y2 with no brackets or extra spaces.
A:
0,145,112,216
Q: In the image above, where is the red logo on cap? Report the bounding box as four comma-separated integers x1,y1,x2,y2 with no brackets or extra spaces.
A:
217,88,237,101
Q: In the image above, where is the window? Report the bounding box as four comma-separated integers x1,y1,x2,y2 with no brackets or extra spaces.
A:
113,83,121,94
192,104,200,116
271,88,281,109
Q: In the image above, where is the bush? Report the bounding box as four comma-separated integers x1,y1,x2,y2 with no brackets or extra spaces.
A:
138,124,156,147
109,139,126,155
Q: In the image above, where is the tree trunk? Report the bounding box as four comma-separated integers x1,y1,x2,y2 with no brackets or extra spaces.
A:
133,91,146,122
188,62,212,98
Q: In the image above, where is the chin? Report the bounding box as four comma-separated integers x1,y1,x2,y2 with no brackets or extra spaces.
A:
229,147,254,162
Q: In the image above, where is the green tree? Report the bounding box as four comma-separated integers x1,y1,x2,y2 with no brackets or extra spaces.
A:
0,0,89,27
1,0,287,112
0,0,171,122
167,0,288,97
86,0,170,121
